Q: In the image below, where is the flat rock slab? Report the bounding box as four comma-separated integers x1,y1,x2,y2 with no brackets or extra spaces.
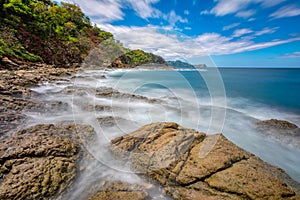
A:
111,122,300,200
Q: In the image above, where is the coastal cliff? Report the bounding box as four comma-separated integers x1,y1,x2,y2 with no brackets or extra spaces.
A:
0,0,166,68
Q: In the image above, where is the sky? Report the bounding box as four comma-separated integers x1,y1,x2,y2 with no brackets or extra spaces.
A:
57,0,300,67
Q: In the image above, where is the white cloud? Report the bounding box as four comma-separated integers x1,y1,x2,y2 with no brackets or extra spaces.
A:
56,0,163,22
223,23,240,31
127,0,161,19
254,27,278,36
58,0,124,23
210,0,249,16
60,0,188,28
97,24,300,60
201,0,286,18
232,28,253,37
235,37,300,53
236,10,256,18
163,10,188,27
184,10,190,15
260,0,286,8
270,5,300,19
279,52,300,58
200,10,210,15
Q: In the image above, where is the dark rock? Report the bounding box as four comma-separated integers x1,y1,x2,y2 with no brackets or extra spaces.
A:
96,87,160,103
111,122,300,200
0,112,27,137
256,119,300,148
83,105,112,112
257,119,298,130
97,116,135,128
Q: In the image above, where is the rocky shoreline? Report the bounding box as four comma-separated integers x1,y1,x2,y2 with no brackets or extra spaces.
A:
1,61,300,199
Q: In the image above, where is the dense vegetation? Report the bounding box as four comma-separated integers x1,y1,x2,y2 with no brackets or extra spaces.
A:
109,49,166,68
0,0,113,66
0,0,166,68
167,60,195,68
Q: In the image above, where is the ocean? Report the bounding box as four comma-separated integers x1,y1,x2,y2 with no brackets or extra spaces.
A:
104,67,300,179
28,67,300,199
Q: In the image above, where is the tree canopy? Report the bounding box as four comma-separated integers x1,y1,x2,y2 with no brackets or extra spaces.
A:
0,0,113,65
0,0,166,68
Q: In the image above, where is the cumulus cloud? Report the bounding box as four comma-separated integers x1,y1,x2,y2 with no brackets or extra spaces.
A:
270,5,300,19
97,24,300,60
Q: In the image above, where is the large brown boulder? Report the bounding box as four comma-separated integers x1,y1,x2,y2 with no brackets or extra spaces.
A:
0,123,95,200
111,122,300,200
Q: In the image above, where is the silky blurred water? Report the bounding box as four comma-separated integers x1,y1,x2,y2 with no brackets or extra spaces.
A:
26,67,300,199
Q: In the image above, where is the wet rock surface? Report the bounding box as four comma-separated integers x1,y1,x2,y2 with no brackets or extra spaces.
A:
0,124,80,199
96,87,160,104
0,65,78,137
2,63,300,200
0,64,90,199
111,122,300,200
256,119,300,148
88,181,151,200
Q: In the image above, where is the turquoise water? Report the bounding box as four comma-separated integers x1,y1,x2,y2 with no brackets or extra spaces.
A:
106,67,300,182
218,68,300,113
27,67,300,198
108,68,300,123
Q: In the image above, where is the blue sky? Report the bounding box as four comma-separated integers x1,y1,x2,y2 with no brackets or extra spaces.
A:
58,0,300,67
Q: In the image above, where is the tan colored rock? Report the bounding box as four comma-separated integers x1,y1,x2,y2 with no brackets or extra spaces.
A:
111,122,300,200
0,123,90,200
176,134,251,184
0,157,76,200
206,156,296,199
89,181,149,200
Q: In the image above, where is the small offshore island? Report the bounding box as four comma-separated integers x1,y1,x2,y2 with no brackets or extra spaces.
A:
1,1,300,199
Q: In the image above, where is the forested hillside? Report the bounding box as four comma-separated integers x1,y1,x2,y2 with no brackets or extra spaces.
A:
0,0,113,66
0,0,166,68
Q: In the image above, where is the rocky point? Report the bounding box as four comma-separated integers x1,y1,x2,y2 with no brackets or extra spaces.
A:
111,122,300,200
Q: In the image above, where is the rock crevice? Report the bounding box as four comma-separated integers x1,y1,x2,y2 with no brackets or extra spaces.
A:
111,122,300,200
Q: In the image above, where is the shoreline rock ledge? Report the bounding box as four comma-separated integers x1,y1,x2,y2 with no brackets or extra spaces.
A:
111,122,300,200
